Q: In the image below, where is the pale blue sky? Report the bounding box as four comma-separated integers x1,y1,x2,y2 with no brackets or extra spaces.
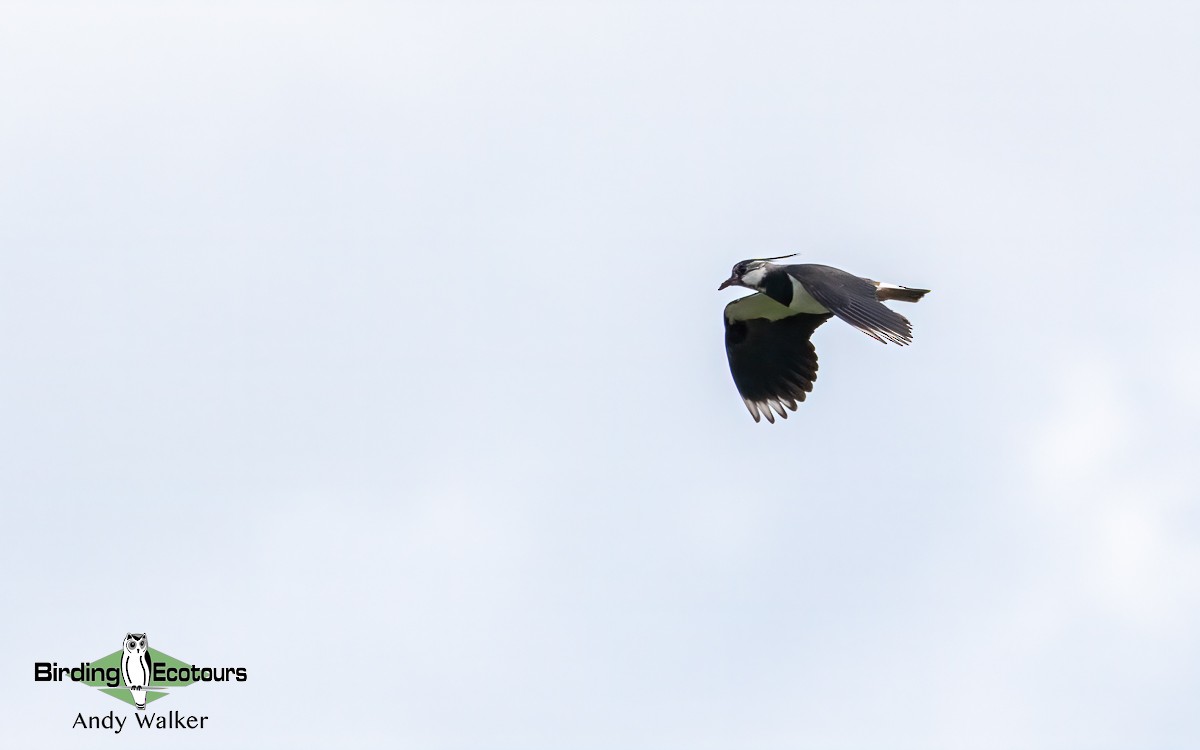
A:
3,2,1199,748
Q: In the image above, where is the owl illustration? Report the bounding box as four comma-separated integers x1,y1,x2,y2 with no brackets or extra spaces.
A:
121,633,151,710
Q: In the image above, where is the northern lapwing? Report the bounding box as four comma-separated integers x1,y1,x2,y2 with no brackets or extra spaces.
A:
719,255,929,422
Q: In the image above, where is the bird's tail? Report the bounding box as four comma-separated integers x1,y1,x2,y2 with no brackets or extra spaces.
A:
874,282,930,303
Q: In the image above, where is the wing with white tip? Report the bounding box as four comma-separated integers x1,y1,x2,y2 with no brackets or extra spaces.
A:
786,264,914,345
723,295,832,423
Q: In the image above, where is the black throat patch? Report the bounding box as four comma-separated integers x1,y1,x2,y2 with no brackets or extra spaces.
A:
759,270,794,307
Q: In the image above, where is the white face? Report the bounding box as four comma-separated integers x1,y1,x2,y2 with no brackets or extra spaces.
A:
738,263,768,289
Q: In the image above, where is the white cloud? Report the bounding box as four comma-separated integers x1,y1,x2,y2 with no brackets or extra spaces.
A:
1025,356,1200,633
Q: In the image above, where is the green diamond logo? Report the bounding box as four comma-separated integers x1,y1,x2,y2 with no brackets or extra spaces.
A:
81,646,198,707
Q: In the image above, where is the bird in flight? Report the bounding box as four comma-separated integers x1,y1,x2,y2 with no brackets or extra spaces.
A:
719,255,929,423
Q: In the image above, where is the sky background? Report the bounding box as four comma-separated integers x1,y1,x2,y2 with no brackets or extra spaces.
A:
2,1,1198,748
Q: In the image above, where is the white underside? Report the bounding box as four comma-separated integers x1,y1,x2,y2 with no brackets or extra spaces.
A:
725,284,829,323
788,277,830,313
724,293,791,322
